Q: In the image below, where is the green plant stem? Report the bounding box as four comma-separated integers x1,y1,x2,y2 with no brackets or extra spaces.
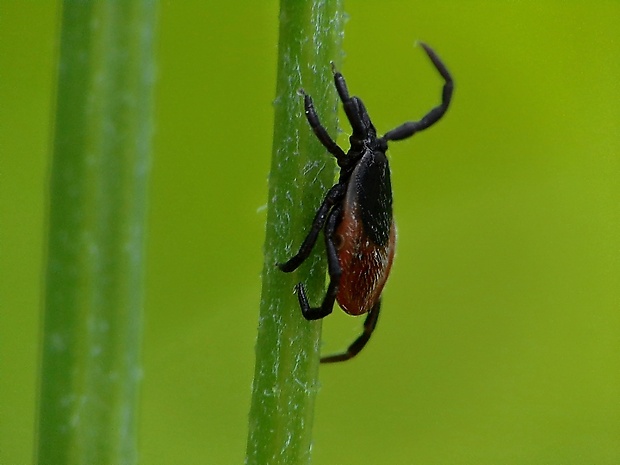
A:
246,1,344,464
36,3,156,464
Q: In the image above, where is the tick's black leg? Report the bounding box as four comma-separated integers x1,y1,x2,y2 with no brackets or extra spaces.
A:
278,183,345,272
320,299,382,363
383,43,454,141
299,90,346,159
331,64,367,137
295,207,342,320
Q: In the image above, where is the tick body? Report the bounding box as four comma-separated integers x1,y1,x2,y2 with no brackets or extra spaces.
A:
279,43,453,363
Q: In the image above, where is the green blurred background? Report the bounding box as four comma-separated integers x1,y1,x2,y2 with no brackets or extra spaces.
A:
1,1,619,464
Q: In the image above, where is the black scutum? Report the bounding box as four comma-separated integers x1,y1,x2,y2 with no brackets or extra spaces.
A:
356,150,393,246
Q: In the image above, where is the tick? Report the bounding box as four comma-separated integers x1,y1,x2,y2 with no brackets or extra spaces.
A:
279,43,453,363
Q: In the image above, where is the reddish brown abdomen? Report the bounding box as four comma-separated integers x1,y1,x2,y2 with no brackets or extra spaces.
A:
335,201,396,316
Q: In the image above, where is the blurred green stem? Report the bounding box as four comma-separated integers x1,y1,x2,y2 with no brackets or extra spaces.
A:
37,2,156,464
245,0,344,464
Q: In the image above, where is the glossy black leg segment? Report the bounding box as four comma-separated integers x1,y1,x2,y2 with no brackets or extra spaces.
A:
383,43,454,141
299,90,346,159
295,207,342,320
331,65,367,137
320,299,382,363
278,183,345,272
